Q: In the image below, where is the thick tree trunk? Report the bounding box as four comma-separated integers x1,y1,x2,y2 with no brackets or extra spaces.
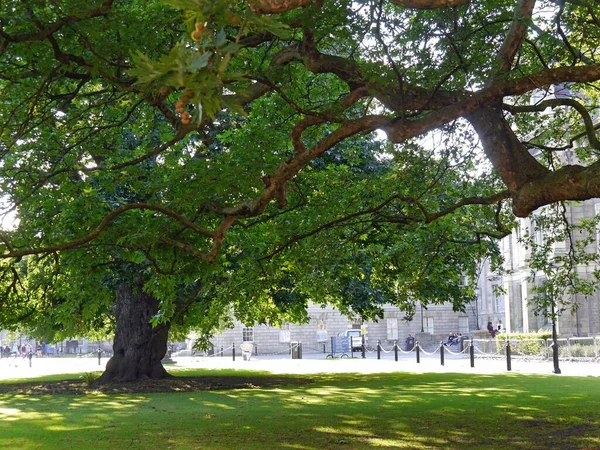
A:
97,283,171,383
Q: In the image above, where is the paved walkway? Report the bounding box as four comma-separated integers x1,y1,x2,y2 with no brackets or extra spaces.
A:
1,353,599,381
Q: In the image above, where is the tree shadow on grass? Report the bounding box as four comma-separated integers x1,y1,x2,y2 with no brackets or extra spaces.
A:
0,372,599,449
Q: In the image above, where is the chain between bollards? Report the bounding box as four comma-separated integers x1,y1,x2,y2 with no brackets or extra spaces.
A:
440,341,445,366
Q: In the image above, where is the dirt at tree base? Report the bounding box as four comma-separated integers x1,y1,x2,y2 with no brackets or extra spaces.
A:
0,375,313,395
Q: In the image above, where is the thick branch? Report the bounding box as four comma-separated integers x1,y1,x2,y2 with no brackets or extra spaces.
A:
248,0,313,14
491,0,536,79
389,0,470,8
504,98,600,150
467,105,548,193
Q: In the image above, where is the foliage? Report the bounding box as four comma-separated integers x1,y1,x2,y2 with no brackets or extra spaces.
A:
521,202,600,319
501,331,553,356
79,371,100,385
0,0,599,345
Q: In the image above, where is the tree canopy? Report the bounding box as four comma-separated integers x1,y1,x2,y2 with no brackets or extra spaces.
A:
0,0,599,346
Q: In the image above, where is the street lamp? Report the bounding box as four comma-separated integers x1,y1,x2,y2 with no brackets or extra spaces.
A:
550,298,561,374
549,264,561,374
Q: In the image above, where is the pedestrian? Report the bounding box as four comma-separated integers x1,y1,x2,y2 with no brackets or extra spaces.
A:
487,321,496,338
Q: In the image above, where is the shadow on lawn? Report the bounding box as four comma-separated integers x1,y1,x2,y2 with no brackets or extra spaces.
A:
0,372,599,449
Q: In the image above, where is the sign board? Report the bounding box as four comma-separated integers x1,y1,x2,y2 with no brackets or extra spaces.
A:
331,336,350,354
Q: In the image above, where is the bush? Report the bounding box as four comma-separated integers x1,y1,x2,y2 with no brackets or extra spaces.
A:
498,332,550,356
80,372,100,385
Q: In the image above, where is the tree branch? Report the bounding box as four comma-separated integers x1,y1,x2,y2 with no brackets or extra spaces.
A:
490,0,536,81
504,98,600,150
0,203,214,259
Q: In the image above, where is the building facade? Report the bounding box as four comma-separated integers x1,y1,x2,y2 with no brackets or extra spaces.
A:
474,197,600,337
191,301,474,356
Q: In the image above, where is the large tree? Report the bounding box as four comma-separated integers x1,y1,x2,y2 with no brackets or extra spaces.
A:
0,0,598,381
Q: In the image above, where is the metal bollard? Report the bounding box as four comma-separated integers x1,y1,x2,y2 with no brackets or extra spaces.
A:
440,341,445,366
299,342,303,359
28,351,33,367
416,341,420,364
377,340,381,360
220,346,223,357
394,340,398,362
506,340,511,371
361,336,366,359
470,340,475,368
98,348,102,366
254,344,258,356
232,342,236,361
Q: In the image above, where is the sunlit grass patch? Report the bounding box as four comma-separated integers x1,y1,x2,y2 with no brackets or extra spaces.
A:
0,371,598,449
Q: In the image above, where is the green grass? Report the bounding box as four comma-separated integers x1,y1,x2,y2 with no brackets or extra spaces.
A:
1,370,599,449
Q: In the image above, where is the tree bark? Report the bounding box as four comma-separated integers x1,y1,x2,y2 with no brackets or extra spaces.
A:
97,282,171,383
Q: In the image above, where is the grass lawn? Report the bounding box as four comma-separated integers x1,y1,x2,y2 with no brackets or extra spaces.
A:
1,369,599,449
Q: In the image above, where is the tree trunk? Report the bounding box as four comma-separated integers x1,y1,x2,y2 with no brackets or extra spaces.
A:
97,282,171,383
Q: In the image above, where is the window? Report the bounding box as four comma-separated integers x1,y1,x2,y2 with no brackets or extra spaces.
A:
458,317,469,333
242,327,254,342
386,318,398,340
595,203,600,251
316,319,327,342
492,283,504,313
279,323,290,343
424,317,434,334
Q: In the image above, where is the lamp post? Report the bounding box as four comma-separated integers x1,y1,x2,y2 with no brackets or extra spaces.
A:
549,263,561,374
550,298,561,374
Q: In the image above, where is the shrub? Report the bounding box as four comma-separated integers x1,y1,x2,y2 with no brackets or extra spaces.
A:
80,372,100,385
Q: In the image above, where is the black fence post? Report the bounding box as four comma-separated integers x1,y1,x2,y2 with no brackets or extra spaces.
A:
361,336,366,359
470,339,475,368
220,346,223,357
299,342,303,359
394,340,398,362
416,341,420,364
440,341,445,366
506,340,512,371
331,336,335,357
254,344,258,356
97,348,101,366
28,351,33,367
232,342,236,361
377,340,381,360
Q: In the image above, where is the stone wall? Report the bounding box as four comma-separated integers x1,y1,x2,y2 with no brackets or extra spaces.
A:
194,303,474,356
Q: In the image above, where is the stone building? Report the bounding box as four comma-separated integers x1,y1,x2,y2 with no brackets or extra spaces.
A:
192,301,473,356
474,196,600,337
